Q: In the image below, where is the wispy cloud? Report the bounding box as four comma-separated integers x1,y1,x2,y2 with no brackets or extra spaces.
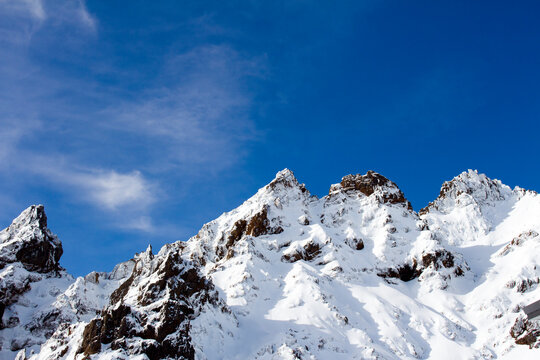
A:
0,0,96,30
75,0,96,31
15,154,159,230
0,118,41,161
10,152,155,209
0,0,46,20
0,9,263,233
105,44,262,172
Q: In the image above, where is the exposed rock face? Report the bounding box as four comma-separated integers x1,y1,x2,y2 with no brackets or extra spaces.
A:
282,241,321,263
345,237,364,250
0,205,63,274
500,230,539,256
378,249,466,282
216,206,285,262
329,171,413,210
0,277,31,330
246,207,283,237
511,315,540,348
77,245,228,360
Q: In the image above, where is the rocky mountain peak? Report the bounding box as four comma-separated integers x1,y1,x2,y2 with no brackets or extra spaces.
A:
8,205,48,233
1,206,67,351
266,168,308,194
441,169,511,199
420,169,514,214
329,170,413,210
0,205,63,274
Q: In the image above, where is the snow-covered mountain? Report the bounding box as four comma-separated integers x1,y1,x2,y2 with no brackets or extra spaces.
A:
1,169,539,359
0,205,133,359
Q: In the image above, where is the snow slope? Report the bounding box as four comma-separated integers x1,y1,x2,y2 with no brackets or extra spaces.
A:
2,170,540,359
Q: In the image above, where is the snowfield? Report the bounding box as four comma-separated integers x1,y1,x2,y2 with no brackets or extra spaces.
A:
1,169,540,359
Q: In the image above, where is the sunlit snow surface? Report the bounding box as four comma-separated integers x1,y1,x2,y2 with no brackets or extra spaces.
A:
4,169,540,359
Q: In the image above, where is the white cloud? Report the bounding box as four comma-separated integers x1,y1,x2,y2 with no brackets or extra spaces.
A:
0,129,157,230
76,170,155,210
29,161,156,211
10,152,157,215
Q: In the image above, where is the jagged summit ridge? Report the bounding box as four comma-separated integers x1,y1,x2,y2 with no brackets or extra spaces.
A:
2,169,540,359
329,170,413,210
75,245,229,360
420,169,515,215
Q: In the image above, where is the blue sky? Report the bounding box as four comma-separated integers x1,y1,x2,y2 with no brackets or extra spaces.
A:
1,1,539,276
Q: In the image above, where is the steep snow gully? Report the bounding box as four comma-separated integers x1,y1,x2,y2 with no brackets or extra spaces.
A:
1,169,540,359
